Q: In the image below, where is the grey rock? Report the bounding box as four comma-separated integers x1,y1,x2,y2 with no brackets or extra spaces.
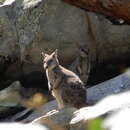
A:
1,0,130,84
87,69,130,104
23,100,58,122
0,81,22,107
86,13,130,63
0,123,48,130
1,0,87,63
0,81,22,117
0,5,17,57
32,107,84,130
0,0,88,80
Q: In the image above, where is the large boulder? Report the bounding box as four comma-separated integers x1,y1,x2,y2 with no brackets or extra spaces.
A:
86,12,130,63
0,123,48,130
32,107,84,130
0,4,17,57
1,0,130,86
0,0,87,65
0,0,88,83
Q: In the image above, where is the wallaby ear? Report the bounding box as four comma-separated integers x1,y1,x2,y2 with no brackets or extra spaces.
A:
51,49,58,58
54,49,58,57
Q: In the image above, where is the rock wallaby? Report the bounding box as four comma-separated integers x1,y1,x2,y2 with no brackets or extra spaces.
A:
69,46,91,85
42,50,86,109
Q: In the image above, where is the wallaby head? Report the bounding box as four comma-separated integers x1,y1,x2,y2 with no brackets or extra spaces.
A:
42,49,59,70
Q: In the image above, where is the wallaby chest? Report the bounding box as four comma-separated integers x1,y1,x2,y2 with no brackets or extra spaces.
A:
46,68,63,90
46,69,65,109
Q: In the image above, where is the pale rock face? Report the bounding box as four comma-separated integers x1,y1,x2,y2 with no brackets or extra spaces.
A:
0,123,48,130
0,0,87,63
1,0,130,83
0,0,88,78
32,107,84,130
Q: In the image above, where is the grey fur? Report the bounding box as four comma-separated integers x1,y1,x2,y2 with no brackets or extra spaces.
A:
42,50,86,109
